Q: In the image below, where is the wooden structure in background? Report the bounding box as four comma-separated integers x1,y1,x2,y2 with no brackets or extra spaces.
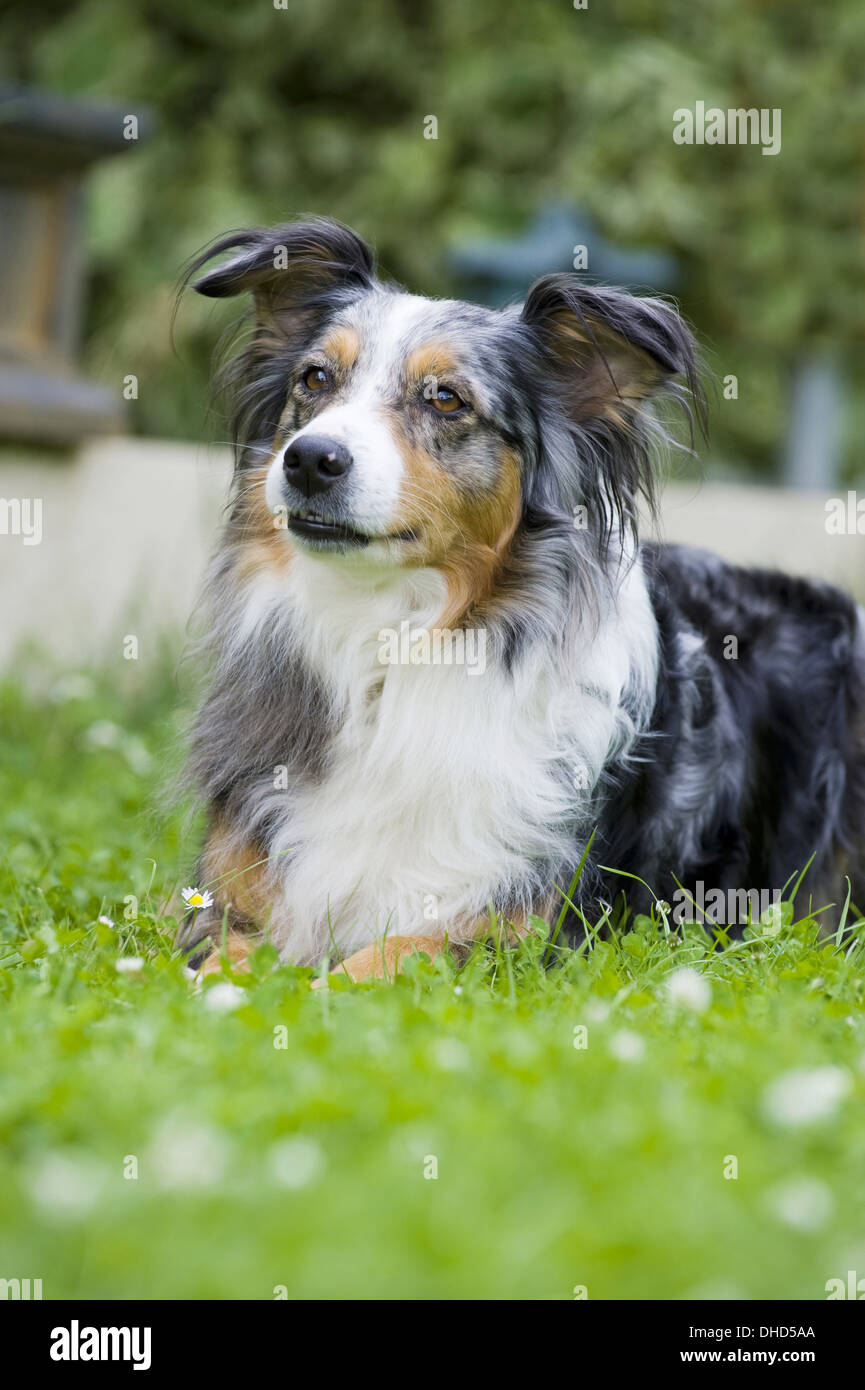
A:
0,86,146,443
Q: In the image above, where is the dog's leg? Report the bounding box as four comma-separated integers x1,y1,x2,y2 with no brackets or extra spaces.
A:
178,816,271,976
310,907,546,987
312,933,451,986
198,929,257,976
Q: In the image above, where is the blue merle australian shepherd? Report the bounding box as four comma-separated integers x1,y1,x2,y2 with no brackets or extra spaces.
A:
179,217,865,981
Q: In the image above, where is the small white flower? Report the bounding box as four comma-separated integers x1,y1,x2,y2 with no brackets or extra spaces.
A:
50,673,95,703
149,1117,229,1190
203,982,245,1012
609,1029,645,1063
269,1137,326,1190
97,915,115,928
763,1066,852,1128
768,1177,834,1231
430,1038,470,1072
182,886,214,911
391,1126,438,1163
665,966,711,1013
36,923,58,954
365,1028,388,1056
115,956,144,973
84,719,122,749
453,985,463,996
585,1000,610,1025
122,735,152,775
28,1152,105,1219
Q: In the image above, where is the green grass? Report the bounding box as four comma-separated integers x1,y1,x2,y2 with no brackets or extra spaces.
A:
2,665,865,1301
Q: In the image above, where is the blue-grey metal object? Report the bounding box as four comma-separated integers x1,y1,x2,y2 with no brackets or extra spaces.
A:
782,352,845,491
449,203,679,306
0,85,152,172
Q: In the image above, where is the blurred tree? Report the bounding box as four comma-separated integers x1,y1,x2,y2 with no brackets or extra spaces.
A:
1,0,862,478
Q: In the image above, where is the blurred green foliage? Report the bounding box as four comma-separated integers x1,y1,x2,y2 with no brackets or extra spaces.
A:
1,0,863,474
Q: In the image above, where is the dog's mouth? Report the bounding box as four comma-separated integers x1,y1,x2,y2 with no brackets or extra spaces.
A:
286,508,415,548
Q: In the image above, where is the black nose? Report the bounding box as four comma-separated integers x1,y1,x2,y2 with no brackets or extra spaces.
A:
283,435,353,497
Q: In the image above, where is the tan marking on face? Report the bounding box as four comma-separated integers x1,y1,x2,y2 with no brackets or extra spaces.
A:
231,458,295,583
394,426,522,627
319,324,361,372
404,345,459,385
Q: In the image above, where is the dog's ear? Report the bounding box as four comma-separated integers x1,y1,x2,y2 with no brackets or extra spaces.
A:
520,274,700,427
182,219,375,459
189,217,375,313
519,276,704,566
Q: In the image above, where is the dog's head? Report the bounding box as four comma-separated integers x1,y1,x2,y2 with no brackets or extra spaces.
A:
190,217,701,622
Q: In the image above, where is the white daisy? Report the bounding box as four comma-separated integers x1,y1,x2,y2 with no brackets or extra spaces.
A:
269,1137,326,1190
115,957,144,973
768,1177,834,1231
84,719,122,749
149,1116,229,1191
763,1066,851,1128
28,1152,105,1219
665,966,712,1013
182,886,214,911
609,1029,645,1063
430,1038,470,1072
203,982,245,1012
586,1000,610,1024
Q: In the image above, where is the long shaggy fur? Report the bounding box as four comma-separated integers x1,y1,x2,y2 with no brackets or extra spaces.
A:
178,217,865,965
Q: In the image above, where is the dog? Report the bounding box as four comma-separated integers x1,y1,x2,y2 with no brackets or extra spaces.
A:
178,216,865,981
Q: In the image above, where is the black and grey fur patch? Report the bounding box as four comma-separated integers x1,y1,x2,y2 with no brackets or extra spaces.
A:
584,545,865,929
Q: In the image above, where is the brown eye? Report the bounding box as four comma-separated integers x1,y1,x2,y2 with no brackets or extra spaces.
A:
430,385,464,414
303,366,330,391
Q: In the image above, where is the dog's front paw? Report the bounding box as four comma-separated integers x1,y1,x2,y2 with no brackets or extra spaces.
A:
311,933,448,986
197,930,256,977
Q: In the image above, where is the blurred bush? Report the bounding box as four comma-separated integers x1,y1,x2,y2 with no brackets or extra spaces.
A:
1,0,863,477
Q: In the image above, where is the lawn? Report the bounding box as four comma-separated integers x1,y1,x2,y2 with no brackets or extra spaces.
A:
2,662,865,1302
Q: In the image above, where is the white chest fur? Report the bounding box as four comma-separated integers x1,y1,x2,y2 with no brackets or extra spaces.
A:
229,550,658,964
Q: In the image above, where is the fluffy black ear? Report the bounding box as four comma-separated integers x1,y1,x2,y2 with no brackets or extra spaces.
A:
188,216,375,311
182,219,375,461
520,274,702,428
